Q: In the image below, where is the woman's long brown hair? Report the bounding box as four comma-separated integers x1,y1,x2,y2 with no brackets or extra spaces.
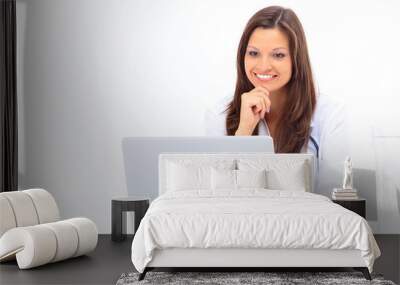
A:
225,6,316,153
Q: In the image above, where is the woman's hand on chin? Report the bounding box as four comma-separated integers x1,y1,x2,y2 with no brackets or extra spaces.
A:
235,86,271,135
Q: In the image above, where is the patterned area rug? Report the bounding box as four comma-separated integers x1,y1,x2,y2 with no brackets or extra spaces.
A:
116,271,396,285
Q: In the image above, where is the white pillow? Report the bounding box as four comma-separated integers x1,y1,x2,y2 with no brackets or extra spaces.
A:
166,159,236,192
266,166,307,191
211,168,268,190
236,169,268,189
211,168,236,190
166,162,210,191
237,158,310,191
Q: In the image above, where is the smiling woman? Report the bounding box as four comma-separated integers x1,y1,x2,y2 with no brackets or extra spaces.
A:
228,6,316,154
205,5,348,163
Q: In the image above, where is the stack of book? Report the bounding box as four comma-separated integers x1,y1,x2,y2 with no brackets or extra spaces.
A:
332,188,358,200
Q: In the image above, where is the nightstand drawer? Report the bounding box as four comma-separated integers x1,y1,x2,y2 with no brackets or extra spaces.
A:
332,199,366,218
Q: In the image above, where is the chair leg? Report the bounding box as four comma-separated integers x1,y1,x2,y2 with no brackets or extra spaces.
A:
354,267,372,280
138,268,148,281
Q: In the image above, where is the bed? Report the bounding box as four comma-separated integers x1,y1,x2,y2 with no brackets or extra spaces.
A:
131,153,381,281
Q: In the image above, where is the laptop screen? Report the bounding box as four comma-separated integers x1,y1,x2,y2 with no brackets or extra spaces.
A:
122,136,273,199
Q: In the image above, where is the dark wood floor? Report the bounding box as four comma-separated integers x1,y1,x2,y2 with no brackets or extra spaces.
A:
0,235,399,285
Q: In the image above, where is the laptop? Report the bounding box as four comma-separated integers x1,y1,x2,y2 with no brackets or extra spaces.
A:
122,136,274,199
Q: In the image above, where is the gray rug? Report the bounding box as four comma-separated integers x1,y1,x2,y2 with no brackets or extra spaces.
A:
116,271,397,285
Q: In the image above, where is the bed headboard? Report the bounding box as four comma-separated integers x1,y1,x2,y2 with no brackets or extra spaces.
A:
159,153,316,195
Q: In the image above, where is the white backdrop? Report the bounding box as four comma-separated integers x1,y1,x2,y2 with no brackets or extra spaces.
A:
16,0,400,233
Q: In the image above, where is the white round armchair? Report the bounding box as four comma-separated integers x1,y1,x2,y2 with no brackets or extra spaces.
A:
0,188,98,269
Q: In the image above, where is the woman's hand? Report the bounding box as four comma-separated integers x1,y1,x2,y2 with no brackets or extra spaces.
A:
235,86,271,135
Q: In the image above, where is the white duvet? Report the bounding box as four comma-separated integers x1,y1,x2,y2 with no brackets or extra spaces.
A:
131,189,380,273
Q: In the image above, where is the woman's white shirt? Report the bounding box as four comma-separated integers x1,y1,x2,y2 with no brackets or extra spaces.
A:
204,93,350,195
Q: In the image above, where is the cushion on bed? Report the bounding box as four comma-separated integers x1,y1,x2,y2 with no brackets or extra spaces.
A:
236,169,268,189
211,168,268,190
166,160,235,192
211,168,236,190
237,158,310,192
166,163,210,191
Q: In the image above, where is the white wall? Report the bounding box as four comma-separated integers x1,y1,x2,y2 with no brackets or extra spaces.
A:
17,0,400,233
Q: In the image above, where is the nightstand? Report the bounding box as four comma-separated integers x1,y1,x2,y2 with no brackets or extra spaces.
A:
332,198,366,218
111,196,150,242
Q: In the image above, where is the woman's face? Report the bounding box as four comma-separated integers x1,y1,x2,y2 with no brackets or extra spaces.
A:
244,27,292,93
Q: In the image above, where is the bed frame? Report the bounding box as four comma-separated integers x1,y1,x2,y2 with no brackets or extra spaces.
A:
137,153,372,281
140,248,371,280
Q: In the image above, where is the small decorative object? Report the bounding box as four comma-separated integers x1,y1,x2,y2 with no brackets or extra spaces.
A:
342,156,353,190
332,156,358,200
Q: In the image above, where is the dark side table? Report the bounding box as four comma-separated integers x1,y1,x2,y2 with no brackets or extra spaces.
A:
332,198,366,218
111,196,150,242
